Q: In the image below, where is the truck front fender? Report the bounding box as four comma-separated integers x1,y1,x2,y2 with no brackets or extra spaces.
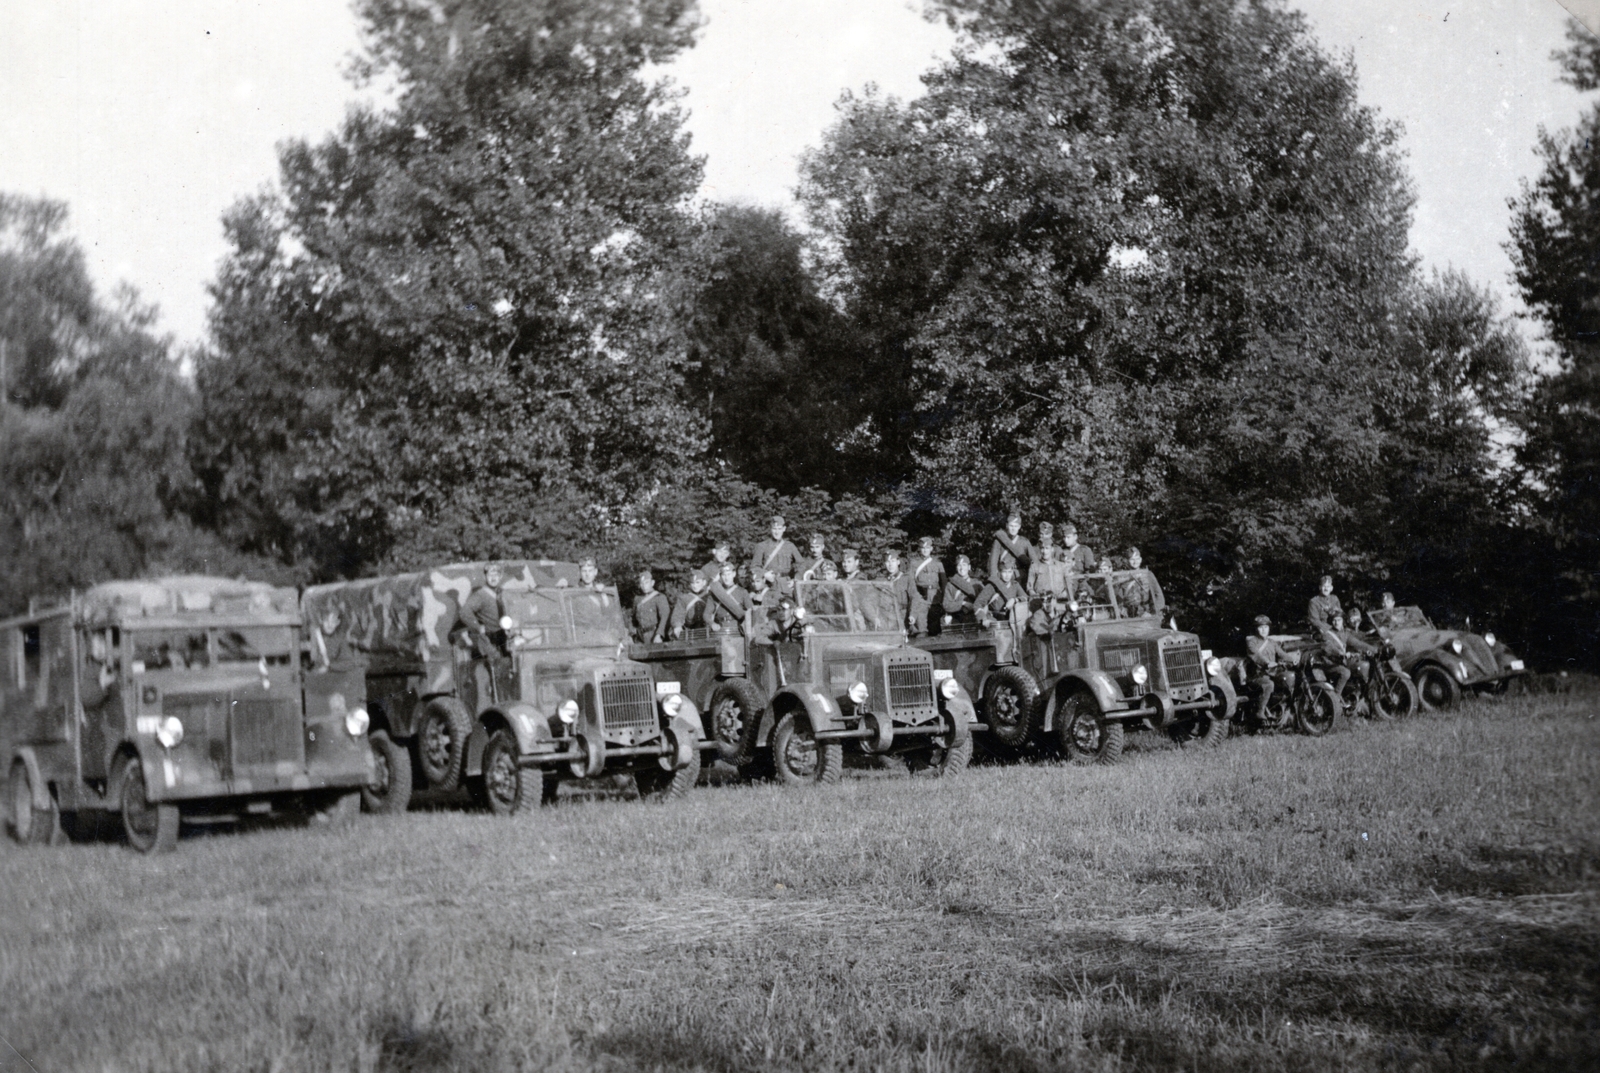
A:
756,686,849,747
1040,670,1126,732
465,703,557,776
10,747,51,811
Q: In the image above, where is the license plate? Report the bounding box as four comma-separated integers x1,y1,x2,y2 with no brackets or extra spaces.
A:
933,669,953,681
655,681,681,695
1510,660,1524,671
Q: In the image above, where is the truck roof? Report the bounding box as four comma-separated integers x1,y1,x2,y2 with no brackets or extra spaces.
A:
0,576,301,630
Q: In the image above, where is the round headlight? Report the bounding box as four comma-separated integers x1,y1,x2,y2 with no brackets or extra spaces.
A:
345,706,370,737
847,682,870,705
1484,632,1496,647
1450,639,1463,654
558,699,579,724
499,615,515,630
1205,657,1222,678
662,694,684,718
1131,664,1149,686
939,677,960,700
156,716,184,749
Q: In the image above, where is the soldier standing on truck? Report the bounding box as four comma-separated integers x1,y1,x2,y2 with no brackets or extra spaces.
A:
1028,544,1070,599
1061,524,1095,574
577,558,604,592
708,563,753,633
841,548,864,581
459,565,506,657
989,510,1035,582
943,555,980,625
701,540,733,583
975,561,1029,629
633,569,670,644
670,571,713,638
881,550,915,631
909,536,945,638
750,515,801,594
1308,576,1343,639
801,533,835,581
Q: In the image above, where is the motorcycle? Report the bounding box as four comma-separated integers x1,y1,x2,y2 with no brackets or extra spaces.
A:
1230,648,1342,736
1339,639,1420,720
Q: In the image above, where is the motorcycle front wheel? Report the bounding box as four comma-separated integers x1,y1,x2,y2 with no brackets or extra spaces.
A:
1294,683,1341,736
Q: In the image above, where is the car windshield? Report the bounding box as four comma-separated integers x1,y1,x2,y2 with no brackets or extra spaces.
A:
566,591,628,646
795,581,904,634
1111,570,1163,619
1371,606,1432,630
1070,575,1118,621
214,626,294,665
129,629,211,670
502,590,569,645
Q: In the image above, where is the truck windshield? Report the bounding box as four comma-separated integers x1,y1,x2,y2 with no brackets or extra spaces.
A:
129,629,210,670
1371,606,1432,630
502,590,569,645
566,592,628,646
214,626,295,665
1111,570,1163,619
1070,575,1118,621
795,581,903,633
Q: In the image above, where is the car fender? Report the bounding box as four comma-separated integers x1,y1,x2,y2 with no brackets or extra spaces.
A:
1208,674,1237,720
662,696,704,740
1412,654,1469,684
756,686,848,746
1039,670,1124,732
939,693,977,726
10,747,51,811
666,716,700,769
465,703,555,775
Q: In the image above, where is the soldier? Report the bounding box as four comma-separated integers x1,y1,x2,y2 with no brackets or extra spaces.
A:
577,557,603,592
1027,591,1075,638
840,548,864,582
908,536,946,637
1308,575,1343,638
708,562,753,633
458,564,506,657
1061,524,1095,574
632,569,670,644
1338,607,1379,690
1028,544,1070,599
819,559,840,581
312,605,354,670
1246,614,1293,723
700,539,733,583
669,571,713,638
800,533,835,581
942,555,981,624
881,549,914,629
750,514,802,591
1034,521,1056,571
975,560,1029,626
988,509,1035,582
1116,547,1156,617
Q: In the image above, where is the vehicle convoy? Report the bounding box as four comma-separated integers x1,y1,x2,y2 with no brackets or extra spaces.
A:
631,579,978,783
302,561,702,814
3,577,373,853
1365,605,1527,710
916,569,1235,764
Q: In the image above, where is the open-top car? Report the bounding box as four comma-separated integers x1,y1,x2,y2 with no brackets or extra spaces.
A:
918,568,1234,764
1365,605,1527,709
303,561,703,814
4,576,373,852
631,579,977,783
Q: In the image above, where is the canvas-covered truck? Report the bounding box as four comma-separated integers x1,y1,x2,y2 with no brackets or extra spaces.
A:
1365,604,1528,709
916,569,1235,764
631,579,978,783
3,577,373,853
302,561,703,814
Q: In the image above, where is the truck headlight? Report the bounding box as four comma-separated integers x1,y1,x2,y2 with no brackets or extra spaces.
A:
345,706,370,737
1205,657,1222,678
662,694,684,718
558,699,579,724
848,682,870,705
939,677,960,700
1450,639,1463,654
156,716,184,749
1132,664,1149,686
1483,632,1496,647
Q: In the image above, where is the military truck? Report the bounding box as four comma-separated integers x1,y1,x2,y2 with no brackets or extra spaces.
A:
303,561,703,814
916,568,1234,764
1365,605,1527,709
3,577,373,853
631,579,977,783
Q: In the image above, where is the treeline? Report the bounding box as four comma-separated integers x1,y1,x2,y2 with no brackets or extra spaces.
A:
2,0,1596,668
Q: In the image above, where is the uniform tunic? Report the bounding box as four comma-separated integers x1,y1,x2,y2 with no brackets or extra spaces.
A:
1027,555,1070,598
1308,593,1344,634
458,586,503,657
708,582,753,632
633,590,670,643
974,576,1029,619
988,531,1035,582
800,556,836,581
943,574,980,621
1062,543,1095,574
670,591,711,635
750,539,801,584
908,554,946,636
700,557,733,582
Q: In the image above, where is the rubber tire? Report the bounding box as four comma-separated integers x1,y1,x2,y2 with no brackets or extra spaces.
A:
1414,665,1460,712
1057,691,1124,766
418,698,473,791
1167,710,1223,749
478,729,530,816
9,758,59,846
982,666,1040,750
118,756,178,853
1295,684,1341,737
707,679,765,765
1380,673,1420,719
635,743,702,802
933,728,974,776
320,791,361,828
361,730,414,814
771,711,843,786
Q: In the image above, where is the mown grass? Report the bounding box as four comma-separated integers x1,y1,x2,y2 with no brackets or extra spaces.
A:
2,693,1597,1072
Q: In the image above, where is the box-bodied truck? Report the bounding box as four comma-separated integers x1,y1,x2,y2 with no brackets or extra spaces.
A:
303,561,703,813
3,577,373,852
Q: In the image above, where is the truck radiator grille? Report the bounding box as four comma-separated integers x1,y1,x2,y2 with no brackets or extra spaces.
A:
1162,643,1205,688
600,677,657,732
230,697,303,769
888,664,935,710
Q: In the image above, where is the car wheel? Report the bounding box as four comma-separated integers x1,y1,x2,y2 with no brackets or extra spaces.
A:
1057,691,1124,765
361,730,414,814
771,711,842,786
982,665,1039,750
708,679,764,765
9,758,59,846
480,729,528,816
1414,665,1461,712
418,698,472,791
118,756,178,853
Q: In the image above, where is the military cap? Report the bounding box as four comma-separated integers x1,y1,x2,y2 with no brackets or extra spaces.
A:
1038,522,1054,536
842,547,860,558
1007,507,1022,522
1254,614,1272,626
1062,523,1078,536
770,514,786,525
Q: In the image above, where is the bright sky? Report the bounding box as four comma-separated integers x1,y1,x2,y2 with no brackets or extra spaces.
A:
0,1,1593,348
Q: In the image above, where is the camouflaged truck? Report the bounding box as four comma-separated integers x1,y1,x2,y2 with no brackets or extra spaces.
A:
1365,605,1528,710
3,577,373,853
916,569,1235,764
302,561,703,814
631,579,978,783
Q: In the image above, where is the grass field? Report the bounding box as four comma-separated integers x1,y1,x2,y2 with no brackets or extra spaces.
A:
2,693,1597,1072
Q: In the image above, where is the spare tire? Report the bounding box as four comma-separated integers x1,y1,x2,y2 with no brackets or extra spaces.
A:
982,665,1040,750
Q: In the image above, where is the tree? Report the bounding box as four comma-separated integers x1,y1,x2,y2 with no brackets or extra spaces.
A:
194,0,710,578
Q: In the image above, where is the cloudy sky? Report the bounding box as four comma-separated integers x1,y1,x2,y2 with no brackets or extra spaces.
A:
1,0,1595,348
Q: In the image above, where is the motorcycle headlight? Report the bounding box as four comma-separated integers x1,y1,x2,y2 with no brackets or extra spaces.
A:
1131,664,1149,686
1484,632,1496,647
156,716,184,749
939,677,960,700
345,706,370,737
499,615,515,630
1450,639,1463,655
848,681,870,705
558,699,579,724
1205,657,1222,678
662,694,684,718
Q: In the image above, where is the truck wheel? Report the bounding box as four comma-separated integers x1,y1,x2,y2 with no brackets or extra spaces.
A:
983,666,1039,750
1167,711,1222,749
1414,665,1460,712
118,756,178,853
479,730,529,816
1375,673,1419,720
418,698,472,791
361,730,414,814
9,759,59,846
1057,692,1124,766
708,679,764,764
933,729,973,776
636,744,701,803
1294,684,1340,736
771,711,842,786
